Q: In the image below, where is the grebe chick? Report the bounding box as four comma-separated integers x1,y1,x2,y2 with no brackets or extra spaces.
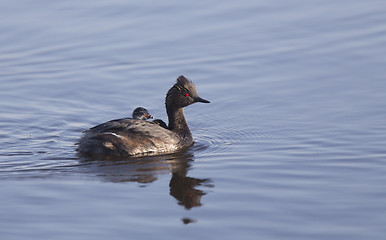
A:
132,107,153,120
152,119,167,129
78,75,210,156
133,107,166,128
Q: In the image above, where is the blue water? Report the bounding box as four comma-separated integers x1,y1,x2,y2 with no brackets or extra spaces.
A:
1,0,386,239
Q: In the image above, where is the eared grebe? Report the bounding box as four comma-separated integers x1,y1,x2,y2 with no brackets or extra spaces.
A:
78,76,210,156
132,107,153,120
133,107,167,127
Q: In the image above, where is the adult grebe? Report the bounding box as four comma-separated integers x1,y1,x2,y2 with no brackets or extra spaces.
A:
78,75,210,156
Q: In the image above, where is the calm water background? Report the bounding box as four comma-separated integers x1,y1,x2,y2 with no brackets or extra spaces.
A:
1,0,386,239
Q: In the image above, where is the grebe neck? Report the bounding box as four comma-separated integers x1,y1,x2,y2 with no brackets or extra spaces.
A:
167,108,192,140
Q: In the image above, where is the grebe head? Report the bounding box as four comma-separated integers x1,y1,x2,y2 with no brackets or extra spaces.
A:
132,107,153,120
165,75,210,110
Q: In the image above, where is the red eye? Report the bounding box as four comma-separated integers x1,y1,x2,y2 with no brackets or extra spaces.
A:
185,93,189,97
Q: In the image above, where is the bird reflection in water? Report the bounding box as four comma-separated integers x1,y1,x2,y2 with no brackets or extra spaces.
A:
78,147,213,209
170,172,209,209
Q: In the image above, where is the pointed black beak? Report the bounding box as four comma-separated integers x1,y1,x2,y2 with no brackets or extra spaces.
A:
194,96,210,103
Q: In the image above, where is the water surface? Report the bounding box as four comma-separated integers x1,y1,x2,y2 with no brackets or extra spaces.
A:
1,0,386,239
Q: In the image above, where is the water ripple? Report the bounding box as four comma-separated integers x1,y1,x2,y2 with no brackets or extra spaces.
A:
194,124,269,156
